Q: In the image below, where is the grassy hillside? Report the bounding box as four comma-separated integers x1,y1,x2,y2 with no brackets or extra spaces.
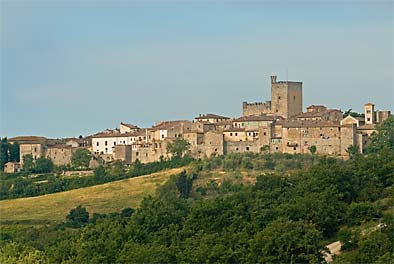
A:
0,167,185,224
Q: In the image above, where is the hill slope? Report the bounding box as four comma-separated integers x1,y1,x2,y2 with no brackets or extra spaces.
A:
0,167,185,223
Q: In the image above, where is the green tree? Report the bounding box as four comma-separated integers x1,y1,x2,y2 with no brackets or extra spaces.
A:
93,165,106,181
8,142,20,162
22,154,35,173
108,160,125,176
250,218,323,263
346,145,358,157
167,138,190,158
0,138,9,170
66,205,89,228
71,149,92,169
176,170,193,198
343,109,364,118
308,145,317,155
366,117,394,154
0,242,48,264
35,157,53,173
260,145,270,154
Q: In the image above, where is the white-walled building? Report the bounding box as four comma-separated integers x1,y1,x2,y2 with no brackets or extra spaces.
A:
91,130,147,155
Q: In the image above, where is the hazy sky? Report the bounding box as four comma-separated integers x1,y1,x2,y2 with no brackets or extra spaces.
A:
1,1,393,138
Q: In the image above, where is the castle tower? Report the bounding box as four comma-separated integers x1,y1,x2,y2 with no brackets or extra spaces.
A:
364,103,375,125
270,75,303,119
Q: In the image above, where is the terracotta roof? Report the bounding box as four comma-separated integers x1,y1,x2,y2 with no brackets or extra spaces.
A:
194,120,215,125
195,114,230,120
46,144,74,149
233,115,277,122
213,120,232,125
91,131,143,138
295,109,342,118
282,120,341,128
151,120,191,131
306,105,326,109
223,127,245,132
120,122,139,129
357,124,376,130
8,136,47,143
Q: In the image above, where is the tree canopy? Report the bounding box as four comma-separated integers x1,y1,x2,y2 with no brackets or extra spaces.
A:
167,138,190,158
71,149,92,169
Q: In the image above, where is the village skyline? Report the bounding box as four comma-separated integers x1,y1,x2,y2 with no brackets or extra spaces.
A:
2,1,393,138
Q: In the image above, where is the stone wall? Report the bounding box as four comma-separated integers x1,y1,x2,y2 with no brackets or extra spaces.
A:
203,131,224,157
113,145,133,164
20,143,45,164
340,124,357,157
281,125,343,155
242,101,271,117
224,140,260,154
45,147,75,166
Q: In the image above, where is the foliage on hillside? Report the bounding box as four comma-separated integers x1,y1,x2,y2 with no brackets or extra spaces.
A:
0,156,193,200
0,146,392,263
1,118,392,263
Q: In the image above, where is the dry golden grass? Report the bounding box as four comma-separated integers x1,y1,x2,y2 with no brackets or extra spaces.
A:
0,167,185,223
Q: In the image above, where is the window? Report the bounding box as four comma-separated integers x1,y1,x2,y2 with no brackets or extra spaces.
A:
114,142,116,146
367,110,371,113
105,141,108,146
236,148,239,151
276,147,279,150
263,132,266,136
230,133,233,136
293,96,296,100
235,133,238,136
34,147,37,152
367,118,371,121
105,148,108,152
136,152,139,156
161,134,164,139
293,147,296,150
278,96,281,99
97,142,99,146
246,147,249,151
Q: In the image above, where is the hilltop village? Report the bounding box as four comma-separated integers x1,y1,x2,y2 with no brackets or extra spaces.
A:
4,75,392,172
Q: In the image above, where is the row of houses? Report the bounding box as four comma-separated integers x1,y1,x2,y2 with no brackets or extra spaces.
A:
4,75,392,173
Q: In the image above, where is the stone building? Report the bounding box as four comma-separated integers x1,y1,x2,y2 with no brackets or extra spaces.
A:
242,75,303,119
294,105,343,122
120,122,140,134
280,120,346,155
45,145,76,166
4,162,21,173
8,136,47,164
194,114,230,124
150,120,193,141
113,145,133,164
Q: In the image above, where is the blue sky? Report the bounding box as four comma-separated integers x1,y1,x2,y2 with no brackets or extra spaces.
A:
1,1,393,138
